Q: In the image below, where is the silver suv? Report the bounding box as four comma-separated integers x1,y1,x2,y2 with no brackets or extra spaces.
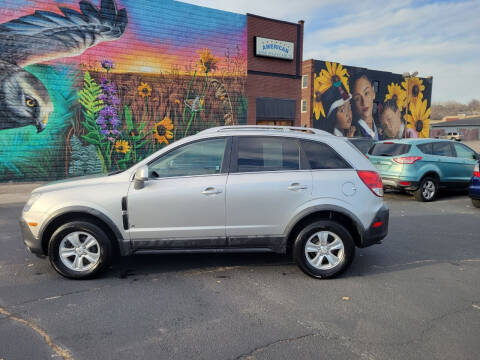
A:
20,126,389,279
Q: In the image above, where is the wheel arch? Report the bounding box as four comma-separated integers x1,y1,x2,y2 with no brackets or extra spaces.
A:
285,206,365,254
40,207,127,257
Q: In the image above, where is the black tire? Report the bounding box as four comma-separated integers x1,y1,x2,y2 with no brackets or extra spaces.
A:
472,199,480,208
293,220,355,279
414,176,438,202
48,221,112,279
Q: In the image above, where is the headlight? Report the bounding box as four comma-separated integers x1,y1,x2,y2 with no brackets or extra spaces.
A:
23,193,41,212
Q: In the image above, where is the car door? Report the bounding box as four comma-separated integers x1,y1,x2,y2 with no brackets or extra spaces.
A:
432,141,457,182
226,136,312,242
127,137,230,246
452,143,479,182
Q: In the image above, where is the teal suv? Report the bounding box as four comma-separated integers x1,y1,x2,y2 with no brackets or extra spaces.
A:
367,139,480,202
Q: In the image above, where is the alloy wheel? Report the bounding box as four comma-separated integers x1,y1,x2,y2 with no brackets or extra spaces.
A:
304,231,345,270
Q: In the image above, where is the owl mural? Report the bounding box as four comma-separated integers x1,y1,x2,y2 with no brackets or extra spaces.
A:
0,0,128,132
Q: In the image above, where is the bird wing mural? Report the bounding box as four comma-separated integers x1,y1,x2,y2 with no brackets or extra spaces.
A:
0,0,128,67
0,0,128,133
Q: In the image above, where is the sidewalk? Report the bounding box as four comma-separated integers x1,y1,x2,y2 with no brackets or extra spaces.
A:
0,183,44,205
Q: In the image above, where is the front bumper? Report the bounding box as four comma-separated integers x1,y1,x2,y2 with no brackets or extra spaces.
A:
360,204,389,248
19,218,45,258
382,177,419,191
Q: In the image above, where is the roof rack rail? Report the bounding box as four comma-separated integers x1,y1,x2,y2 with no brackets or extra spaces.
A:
198,125,331,136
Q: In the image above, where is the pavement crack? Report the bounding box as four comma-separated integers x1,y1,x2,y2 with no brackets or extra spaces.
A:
233,332,321,360
0,306,73,360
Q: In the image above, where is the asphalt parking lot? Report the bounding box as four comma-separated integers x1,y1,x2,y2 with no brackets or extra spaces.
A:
1,184,479,360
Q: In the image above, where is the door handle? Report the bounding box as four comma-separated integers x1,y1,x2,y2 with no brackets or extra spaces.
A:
201,187,223,195
288,183,308,191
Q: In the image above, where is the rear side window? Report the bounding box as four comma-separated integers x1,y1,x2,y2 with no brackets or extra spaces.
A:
417,143,433,154
453,143,476,160
369,143,411,156
432,142,454,157
301,140,351,169
236,137,300,172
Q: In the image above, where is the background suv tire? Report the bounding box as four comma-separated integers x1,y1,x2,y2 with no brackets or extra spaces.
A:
414,176,438,202
293,220,355,279
48,221,112,279
472,199,480,208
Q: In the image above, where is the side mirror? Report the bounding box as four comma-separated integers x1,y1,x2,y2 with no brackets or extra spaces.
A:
134,165,149,190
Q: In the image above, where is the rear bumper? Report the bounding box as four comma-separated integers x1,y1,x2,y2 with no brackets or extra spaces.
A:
19,218,45,258
469,177,480,200
382,177,419,191
359,204,389,248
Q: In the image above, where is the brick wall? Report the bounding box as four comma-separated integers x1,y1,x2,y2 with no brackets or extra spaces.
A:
301,59,315,127
0,0,247,181
247,15,303,126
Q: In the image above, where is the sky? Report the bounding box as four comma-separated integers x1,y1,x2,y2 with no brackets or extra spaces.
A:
182,0,480,104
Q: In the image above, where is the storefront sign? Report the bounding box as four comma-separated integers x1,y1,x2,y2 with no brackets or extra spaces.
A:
255,37,294,60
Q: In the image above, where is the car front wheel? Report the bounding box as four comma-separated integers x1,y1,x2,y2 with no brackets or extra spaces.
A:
472,199,480,208
48,221,112,279
293,220,355,279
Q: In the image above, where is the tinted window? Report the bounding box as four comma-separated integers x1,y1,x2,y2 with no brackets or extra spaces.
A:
453,143,476,160
349,138,375,154
237,137,299,172
432,142,454,157
417,143,433,155
301,140,351,169
369,143,411,156
149,138,226,178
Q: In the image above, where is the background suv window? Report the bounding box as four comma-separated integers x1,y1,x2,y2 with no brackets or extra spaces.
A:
301,140,351,169
369,143,411,156
453,143,476,160
432,142,454,157
417,143,433,155
236,137,299,172
149,138,226,178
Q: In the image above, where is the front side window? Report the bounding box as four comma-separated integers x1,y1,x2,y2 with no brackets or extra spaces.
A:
432,142,454,157
453,143,476,160
236,137,300,172
149,138,226,178
301,140,351,169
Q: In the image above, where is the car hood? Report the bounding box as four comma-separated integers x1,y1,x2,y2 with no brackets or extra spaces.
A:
32,172,126,194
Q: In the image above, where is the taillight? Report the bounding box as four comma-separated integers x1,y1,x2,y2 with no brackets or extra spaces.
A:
393,156,422,164
474,163,480,178
357,170,383,197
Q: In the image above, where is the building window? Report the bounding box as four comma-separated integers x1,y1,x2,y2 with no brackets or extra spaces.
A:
302,75,308,88
301,99,307,113
373,81,379,94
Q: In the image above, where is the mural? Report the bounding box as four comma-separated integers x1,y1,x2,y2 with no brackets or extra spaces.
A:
312,61,433,140
0,0,247,181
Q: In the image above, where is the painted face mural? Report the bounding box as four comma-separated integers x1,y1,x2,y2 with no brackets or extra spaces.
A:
312,61,432,141
0,0,247,181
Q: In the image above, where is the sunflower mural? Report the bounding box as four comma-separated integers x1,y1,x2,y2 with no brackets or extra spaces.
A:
402,77,425,104
313,62,350,120
154,117,174,145
406,99,430,138
384,83,406,110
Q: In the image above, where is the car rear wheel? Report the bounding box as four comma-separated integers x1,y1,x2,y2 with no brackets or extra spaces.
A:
414,177,438,202
472,199,480,208
48,221,112,279
293,220,355,279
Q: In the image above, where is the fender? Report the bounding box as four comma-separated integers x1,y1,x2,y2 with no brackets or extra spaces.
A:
284,204,366,242
39,206,131,256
